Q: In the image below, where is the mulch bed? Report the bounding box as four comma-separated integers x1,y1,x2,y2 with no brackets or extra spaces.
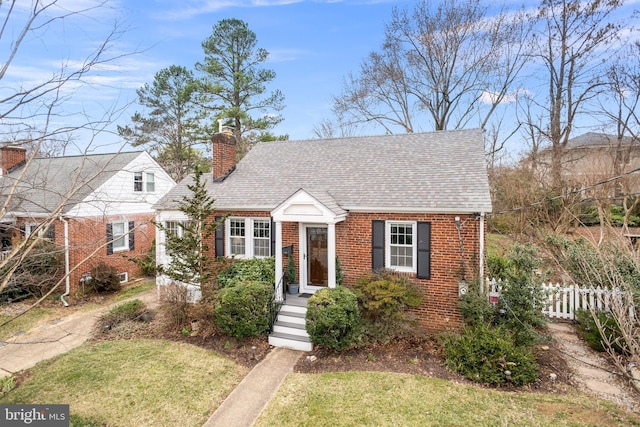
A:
93,306,574,394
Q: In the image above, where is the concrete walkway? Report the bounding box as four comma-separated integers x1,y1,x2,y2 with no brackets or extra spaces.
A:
547,321,639,412
203,347,302,427
0,287,159,377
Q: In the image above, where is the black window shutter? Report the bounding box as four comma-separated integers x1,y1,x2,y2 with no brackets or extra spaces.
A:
417,221,431,279
372,220,385,270
270,219,276,256
215,216,224,257
19,224,25,237
46,223,55,240
128,221,135,251
106,223,113,255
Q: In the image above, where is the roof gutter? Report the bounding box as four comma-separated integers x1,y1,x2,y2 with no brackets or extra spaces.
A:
59,216,70,307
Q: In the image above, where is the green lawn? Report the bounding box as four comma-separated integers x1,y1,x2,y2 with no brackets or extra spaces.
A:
0,281,156,341
1,339,248,427
255,372,640,427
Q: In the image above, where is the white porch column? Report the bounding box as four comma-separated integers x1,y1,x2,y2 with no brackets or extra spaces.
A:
275,220,283,299
328,222,336,288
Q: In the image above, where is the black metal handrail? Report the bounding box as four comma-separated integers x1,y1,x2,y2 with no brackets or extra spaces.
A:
268,275,285,333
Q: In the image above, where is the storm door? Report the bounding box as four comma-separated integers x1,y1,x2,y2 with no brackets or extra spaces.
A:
306,226,328,286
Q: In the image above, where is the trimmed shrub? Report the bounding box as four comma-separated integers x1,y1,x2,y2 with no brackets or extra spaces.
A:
306,287,361,350
352,270,421,341
214,281,272,338
215,257,275,288
443,324,539,386
88,263,121,294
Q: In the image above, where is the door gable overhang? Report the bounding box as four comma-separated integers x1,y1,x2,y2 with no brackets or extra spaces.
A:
271,188,347,224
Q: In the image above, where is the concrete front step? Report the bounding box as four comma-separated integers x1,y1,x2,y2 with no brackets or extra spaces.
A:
269,300,312,351
273,320,309,338
278,310,305,325
269,331,313,352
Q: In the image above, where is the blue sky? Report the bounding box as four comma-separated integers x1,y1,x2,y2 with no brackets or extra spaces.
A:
5,0,639,156
6,0,416,154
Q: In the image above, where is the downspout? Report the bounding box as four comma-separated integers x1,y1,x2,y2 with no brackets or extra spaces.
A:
60,216,70,307
479,212,485,293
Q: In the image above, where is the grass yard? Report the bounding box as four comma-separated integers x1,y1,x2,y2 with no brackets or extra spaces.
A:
255,372,640,427
0,281,156,341
0,339,248,427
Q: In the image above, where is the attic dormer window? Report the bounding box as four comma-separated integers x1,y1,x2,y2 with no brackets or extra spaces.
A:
134,172,143,192
134,172,155,192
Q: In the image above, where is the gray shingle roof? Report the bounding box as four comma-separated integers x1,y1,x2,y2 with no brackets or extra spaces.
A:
567,132,637,148
0,151,143,215
155,129,492,214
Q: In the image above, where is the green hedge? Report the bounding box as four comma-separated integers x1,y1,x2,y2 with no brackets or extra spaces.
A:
306,288,361,351
215,257,275,288
443,324,538,386
214,281,272,338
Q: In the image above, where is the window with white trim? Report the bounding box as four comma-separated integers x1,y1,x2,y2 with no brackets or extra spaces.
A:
24,223,55,241
111,221,128,251
146,172,155,192
134,171,155,192
226,218,271,258
134,172,143,192
386,221,416,272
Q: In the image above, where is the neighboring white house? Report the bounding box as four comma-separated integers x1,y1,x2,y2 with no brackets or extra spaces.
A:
0,146,175,304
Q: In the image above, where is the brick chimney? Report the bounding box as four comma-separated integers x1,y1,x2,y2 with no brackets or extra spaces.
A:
0,145,26,175
212,130,237,180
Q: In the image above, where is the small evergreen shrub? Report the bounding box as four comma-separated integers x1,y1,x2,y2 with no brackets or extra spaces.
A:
89,263,121,293
306,287,361,350
443,324,539,386
123,240,157,276
214,281,272,338
97,299,148,333
574,309,627,354
215,257,275,288
459,282,495,327
352,270,421,340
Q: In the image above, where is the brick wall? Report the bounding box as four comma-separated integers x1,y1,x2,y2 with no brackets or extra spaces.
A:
16,214,156,295
334,212,481,332
212,210,483,332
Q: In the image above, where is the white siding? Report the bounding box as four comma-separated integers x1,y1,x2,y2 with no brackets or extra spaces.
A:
66,152,175,217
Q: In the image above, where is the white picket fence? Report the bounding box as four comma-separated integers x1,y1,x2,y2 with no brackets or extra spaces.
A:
486,278,636,320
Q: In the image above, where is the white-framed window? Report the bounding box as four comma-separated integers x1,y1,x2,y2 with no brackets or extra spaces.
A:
134,171,155,192
386,221,416,272
146,172,155,192
165,221,181,238
111,221,128,251
24,223,54,241
134,172,143,192
226,218,271,258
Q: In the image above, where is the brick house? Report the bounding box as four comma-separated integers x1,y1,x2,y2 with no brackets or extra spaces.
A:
155,129,492,350
0,146,175,304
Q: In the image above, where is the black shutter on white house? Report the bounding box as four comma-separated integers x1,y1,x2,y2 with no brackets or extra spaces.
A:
128,221,135,251
416,222,431,279
214,216,224,257
106,223,113,255
371,220,385,270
